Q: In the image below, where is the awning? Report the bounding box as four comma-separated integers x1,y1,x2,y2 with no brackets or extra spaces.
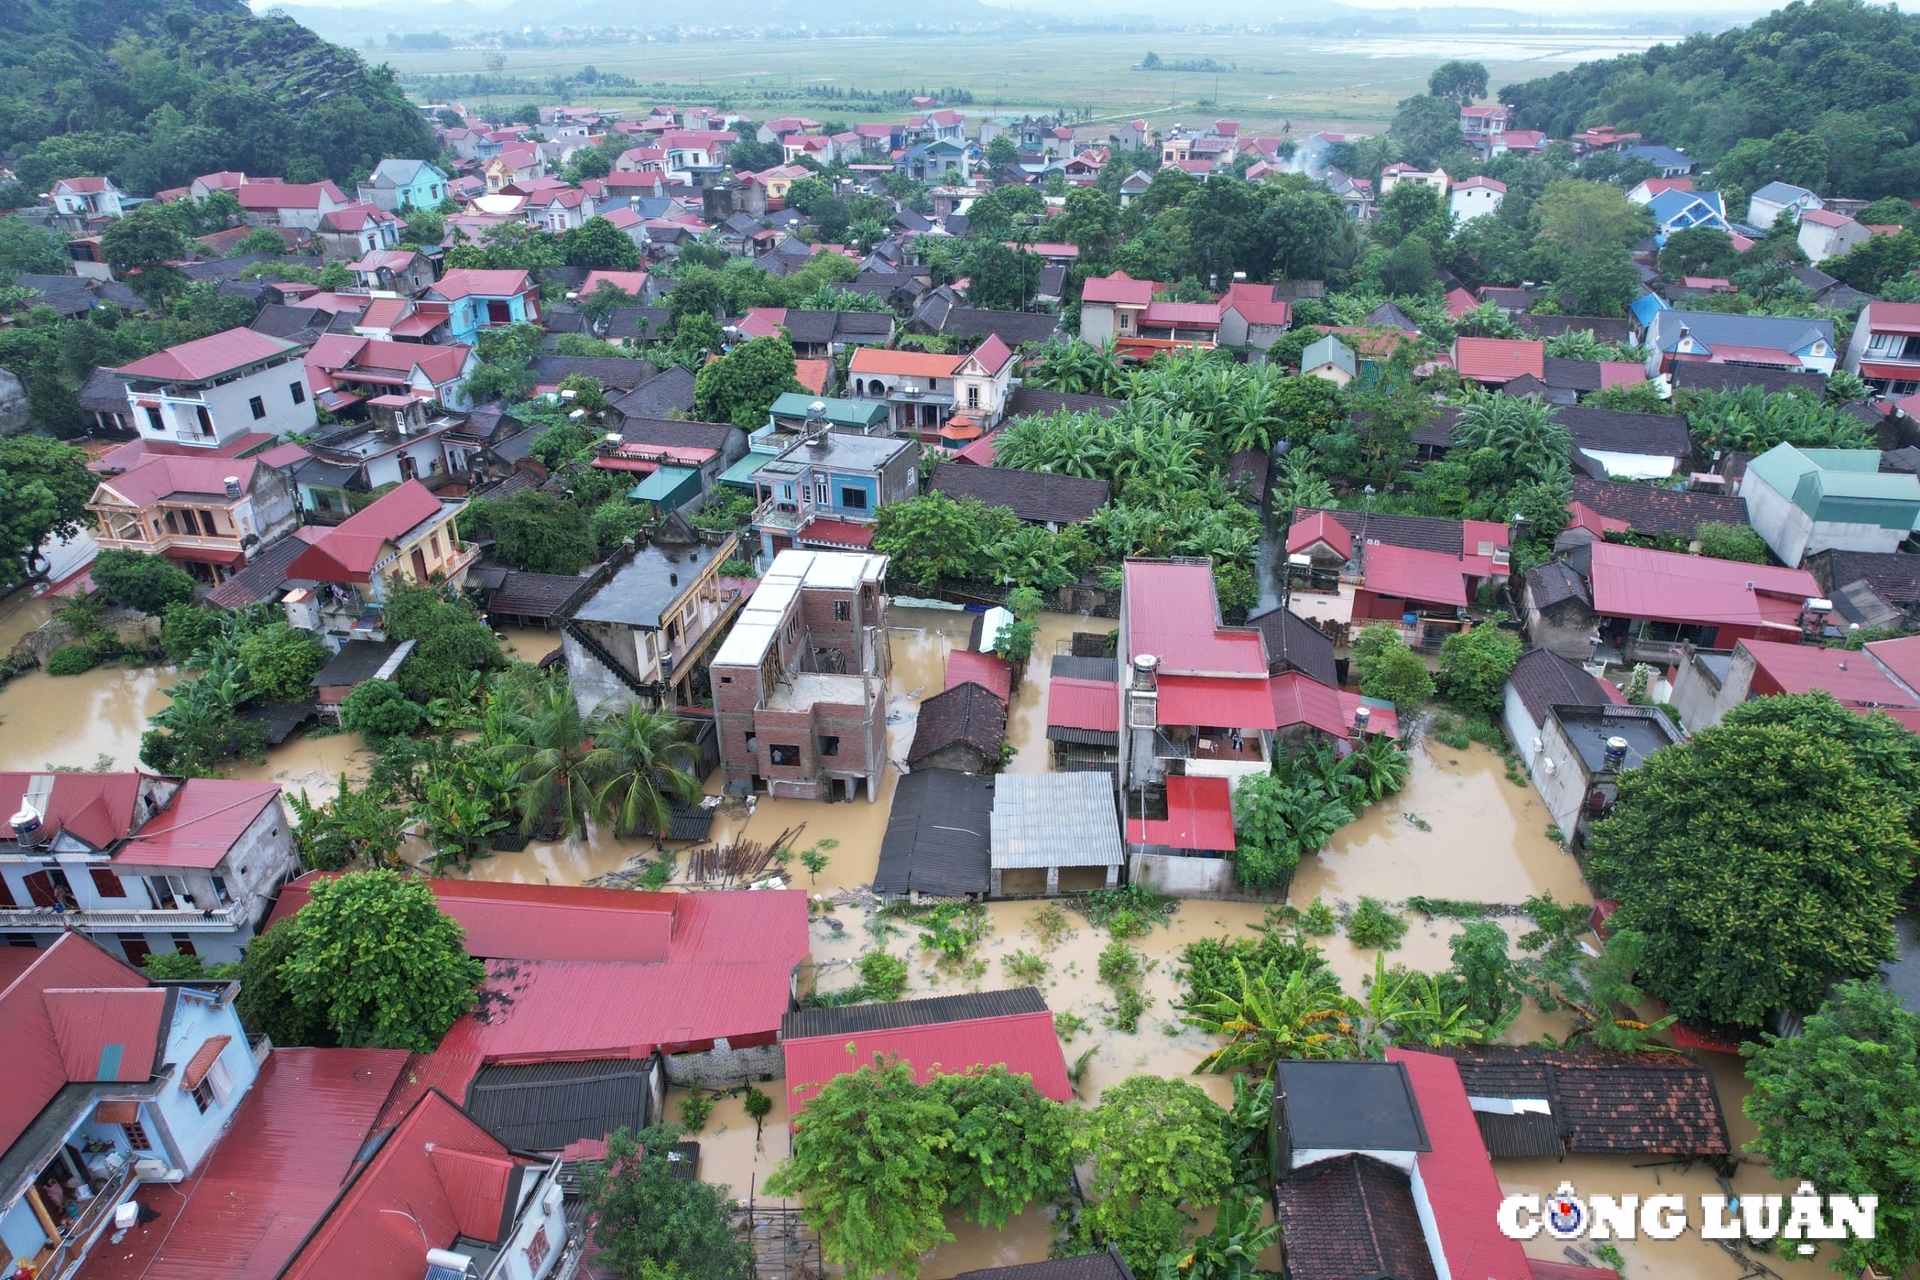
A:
94,1099,141,1124
1127,775,1235,851
164,545,248,569
1156,674,1279,731
180,1035,233,1090
1859,362,1920,380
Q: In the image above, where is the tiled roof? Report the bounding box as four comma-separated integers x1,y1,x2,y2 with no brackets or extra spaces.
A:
1273,1154,1438,1280
1455,336,1546,382
1515,314,1633,343
116,328,300,382
1293,506,1463,555
1670,361,1827,397
929,463,1109,525
1524,560,1592,611
1245,606,1339,687
849,347,963,377
284,479,446,582
1811,548,1920,604
1558,406,1692,461
1005,387,1125,419
1388,1049,1535,1280
1568,477,1746,536
908,681,1008,765
1425,1045,1731,1156
464,1058,651,1153
1506,647,1611,726
952,1249,1132,1280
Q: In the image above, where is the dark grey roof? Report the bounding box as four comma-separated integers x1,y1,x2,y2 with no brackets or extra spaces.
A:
605,307,672,342
252,304,330,340
620,417,738,453
664,798,713,842
1292,506,1465,556
1806,548,1920,605
207,535,313,609
179,253,274,282
1411,405,1463,450
1365,301,1416,331
78,366,128,413
1275,1059,1430,1153
1558,406,1692,461
1050,654,1118,682
1525,560,1591,612
239,700,318,745
314,639,405,688
1568,477,1746,536
778,310,894,346
567,540,719,629
1004,387,1125,420
537,264,592,292
940,308,1062,347
1273,1155,1438,1280
907,682,1007,767
487,571,587,621
542,310,589,336
1506,646,1610,725
1037,263,1067,298
953,1248,1133,1280
490,429,540,463
929,463,1109,525
292,456,361,489
871,767,995,898
1244,607,1339,688
612,366,698,421
465,1059,650,1153
1542,357,1606,392
1515,314,1632,343
528,354,658,392
1670,362,1828,397
783,986,1044,1039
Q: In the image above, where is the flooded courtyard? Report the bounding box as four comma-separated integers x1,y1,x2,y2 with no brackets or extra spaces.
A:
0,595,1837,1280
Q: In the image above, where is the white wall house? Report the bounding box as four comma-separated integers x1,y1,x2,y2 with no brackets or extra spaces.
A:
115,328,318,448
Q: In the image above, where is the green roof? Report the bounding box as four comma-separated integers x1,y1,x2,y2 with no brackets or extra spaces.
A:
1300,335,1356,377
718,450,775,490
628,465,702,504
1746,442,1920,530
768,393,890,430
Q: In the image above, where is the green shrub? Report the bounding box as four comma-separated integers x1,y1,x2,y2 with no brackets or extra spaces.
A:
1345,897,1409,950
45,644,98,675
680,1091,716,1132
340,679,425,743
90,548,196,615
855,949,910,1002
1298,897,1338,935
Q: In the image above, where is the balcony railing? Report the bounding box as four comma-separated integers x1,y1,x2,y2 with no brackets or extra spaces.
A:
40,1161,135,1280
754,497,812,532
0,903,240,931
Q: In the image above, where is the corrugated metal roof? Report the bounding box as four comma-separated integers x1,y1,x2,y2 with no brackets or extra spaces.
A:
1127,774,1234,851
991,773,1122,870
1046,676,1119,733
76,1048,410,1280
1361,542,1469,608
874,768,994,897
285,480,448,583
0,771,143,850
1588,542,1818,629
1271,672,1348,739
0,935,150,1157
116,328,299,383
1156,674,1279,730
466,1059,651,1153
784,987,1047,1038
946,648,1012,702
117,780,280,870
46,988,166,1083
1122,560,1267,677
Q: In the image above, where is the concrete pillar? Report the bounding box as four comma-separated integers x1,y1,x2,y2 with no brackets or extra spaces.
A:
990,868,1003,897
1105,864,1119,888
866,772,879,802
1045,865,1059,895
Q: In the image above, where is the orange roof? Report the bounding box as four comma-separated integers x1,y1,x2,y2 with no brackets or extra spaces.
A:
1454,336,1545,383
794,359,830,394
849,347,964,377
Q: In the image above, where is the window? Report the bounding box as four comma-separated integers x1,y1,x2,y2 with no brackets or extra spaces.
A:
840,487,868,511
195,406,214,435
430,533,442,559
525,1226,552,1271
835,600,850,621
248,395,266,420
88,868,123,898
768,743,800,766
1118,312,1132,331
818,735,840,756
814,480,828,507
171,934,197,957
144,407,164,433
191,1078,214,1113
290,381,306,405
966,384,979,408
122,1122,152,1151
210,875,231,904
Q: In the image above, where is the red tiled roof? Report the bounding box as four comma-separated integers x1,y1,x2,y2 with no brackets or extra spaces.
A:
800,517,878,548
117,780,281,870
1588,542,1818,631
117,328,300,383
1361,542,1469,608
96,456,260,509
307,335,471,389
1799,208,1854,229
1048,676,1119,733
1454,336,1545,382
317,203,396,233
0,935,150,1156
1128,774,1235,850
180,1034,234,1089
734,306,787,340
1082,271,1158,306
77,1049,412,1280
1123,559,1267,676
429,268,535,301
1597,360,1647,387
279,1091,525,1280
795,358,830,394
1157,674,1279,730
1270,671,1347,738
1287,510,1352,557
1443,287,1478,319
1637,177,1694,197
946,648,1012,702
785,1005,1071,1115
284,479,446,583
849,347,963,377
56,175,111,193
1389,1049,1535,1280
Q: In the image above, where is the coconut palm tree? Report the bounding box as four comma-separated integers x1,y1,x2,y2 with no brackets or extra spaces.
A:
498,682,597,838
584,705,703,839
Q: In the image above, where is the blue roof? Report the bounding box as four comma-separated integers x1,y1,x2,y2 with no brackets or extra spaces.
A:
1629,293,1670,327
1625,145,1694,170
1647,188,1726,226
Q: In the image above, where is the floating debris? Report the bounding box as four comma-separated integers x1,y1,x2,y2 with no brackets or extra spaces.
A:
1403,812,1432,831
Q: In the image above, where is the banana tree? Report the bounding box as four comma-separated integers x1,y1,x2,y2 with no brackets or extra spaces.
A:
1184,960,1360,1071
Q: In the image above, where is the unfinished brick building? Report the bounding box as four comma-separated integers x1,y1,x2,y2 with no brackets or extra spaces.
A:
710,549,890,801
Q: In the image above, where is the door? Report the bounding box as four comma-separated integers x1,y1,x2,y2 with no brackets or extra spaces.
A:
22,870,58,908
120,936,151,967
411,548,429,580
400,453,418,480
487,300,512,325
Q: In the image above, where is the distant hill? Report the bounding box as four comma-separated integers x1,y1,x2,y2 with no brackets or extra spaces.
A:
0,0,434,196
1499,0,1920,199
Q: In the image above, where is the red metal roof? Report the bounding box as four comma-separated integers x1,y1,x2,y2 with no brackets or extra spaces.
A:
1867,634,1920,690
280,1091,524,1280
235,180,348,210
116,328,300,383
0,935,151,1157
1388,1048,1535,1280
0,771,143,849
1123,559,1267,677
1865,301,1920,336
1141,301,1222,327
96,455,259,509
1271,671,1347,738
1338,692,1400,737
1082,271,1158,306
46,987,165,1083
963,333,1015,374
800,518,878,548
1744,638,1920,712
1127,774,1235,851
76,1048,411,1280
1443,287,1478,319
284,479,446,583
1158,673,1279,730
580,269,650,296
785,1010,1071,1115
1453,336,1545,383
1361,542,1469,608
1047,676,1119,733
87,432,276,477
946,649,1012,702
115,780,280,869
1858,361,1920,380
1588,542,1817,630
1221,282,1291,327
1286,510,1352,557
430,268,536,301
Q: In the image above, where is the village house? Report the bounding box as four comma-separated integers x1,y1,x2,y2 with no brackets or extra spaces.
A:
750,429,919,560
289,397,471,518
1379,163,1449,196
1740,442,1920,564
484,143,546,191
1288,507,1510,650
907,679,1008,774
1521,560,1600,661
1558,540,1826,665
282,479,476,648
929,462,1110,532
355,158,449,211
1797,207,1873,262
305,334,477,411
113,328,317,450
0,934,262,1276
1503,645,1617,771
558,520,745,714
1746,180,1824,227
1841,300,1920,394
1300,335,1357,385
1557,476,1750,552
1529,699,1681,849
48,175,126,231
1449,174,1506,221
0,773,295,964
1459,104,1508,148
1805,547,1920,631
846,346,967,437
1645,187,1730,242
346,247,435,295
1077,272,1221,354
312,202,402,260
87,450,300,585
1641,309,1838,378
1624,143,1698,177
1671,634,1920,732
424,268,542,344
1217,281,1293,350
872,767,999,899
236,180,352,230
710,548,890,803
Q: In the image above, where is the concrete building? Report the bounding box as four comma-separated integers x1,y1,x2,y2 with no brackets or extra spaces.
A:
87,450,301,586
1526,704,1682,850
1746,181,1822,228
282,479,476,648
1796,208,1871,264
0,773,295,964
1740,443,1920,565
115,329,317,449
355,158,450,212
710,549,890,802
750,428,919,562
560,521,745,714
1669,636,1920,732
1448,175,1506,222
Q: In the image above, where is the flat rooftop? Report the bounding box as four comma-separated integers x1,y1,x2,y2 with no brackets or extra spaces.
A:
712,548,886,668
766,670,873,711
570,540,719,629
1549,704,1682,774
772,431,913,472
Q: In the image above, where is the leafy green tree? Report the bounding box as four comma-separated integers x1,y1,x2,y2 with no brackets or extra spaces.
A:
1231,773,1353,893
1379,235,1436,295
1428,60,1489,106
1076,1075,1234,1274
930,1066,1075,1228
101,208,189,301
1435,625,1522,715
236,621,327,702
488,489,597,575
984,134,1020,170
1388,94,1464,168
90,548,197,615
381,579,505,704
1585,713,1918,1029
1743,980,1920,1280
563,215,642,269
1445,920,1524,1032
1554,245,1644,318
1723,690,1920,826
1372,182,1452,251
1657,227,1739,280
277,869,484,1052
231,920,335,1047
1529,181,1651,277
0,221,67,281
0,435,95,589
871,492,997,584
591,500,651,553
766,1053,960,1280
499,680,597,838
234,226,285,257
959,241,1042,310
1692,520,1767,563
582,1124,754,1280
159,602,227,665
142,950,208,979
585,705,702,838
340,679,425,744
1351,624,1434,708
694,335,803,427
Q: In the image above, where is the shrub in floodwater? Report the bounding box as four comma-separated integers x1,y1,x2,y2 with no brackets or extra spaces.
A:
1298,897,1338,935
855,949,910,1002
1345,897,1409,951
1026,901,1078,949
45,644,98,676
680,1091,716,1132
1003,949,1049,986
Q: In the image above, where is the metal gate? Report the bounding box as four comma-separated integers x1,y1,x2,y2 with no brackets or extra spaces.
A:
741,1201,823,1280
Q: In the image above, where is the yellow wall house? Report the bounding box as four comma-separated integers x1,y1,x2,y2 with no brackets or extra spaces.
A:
282,478,475,646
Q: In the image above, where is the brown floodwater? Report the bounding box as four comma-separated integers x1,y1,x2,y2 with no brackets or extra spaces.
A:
0,662,179,773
